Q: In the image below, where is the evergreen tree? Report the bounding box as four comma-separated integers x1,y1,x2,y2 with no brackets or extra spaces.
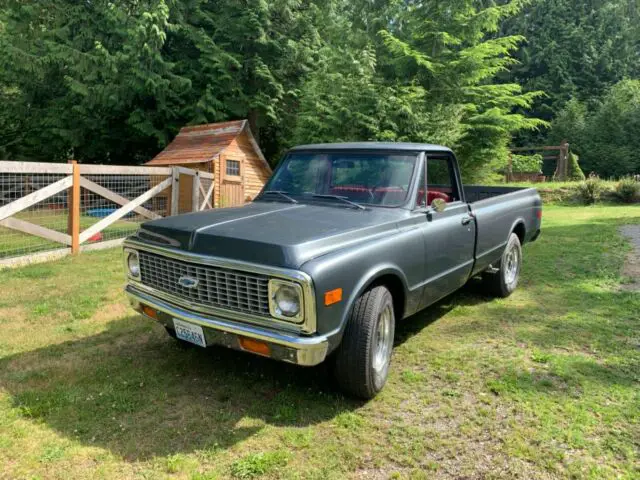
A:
0,0,187,162
170,0,323,151
7,0,636,178
552,80,640,177
503,0,640,135
0,0,323,163
292,0,546,179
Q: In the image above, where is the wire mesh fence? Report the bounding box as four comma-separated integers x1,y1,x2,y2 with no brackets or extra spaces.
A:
79,174,171,243
0,171,71,259
0,163,215,264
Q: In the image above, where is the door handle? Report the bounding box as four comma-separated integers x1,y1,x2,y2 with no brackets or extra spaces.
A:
461,215,473,225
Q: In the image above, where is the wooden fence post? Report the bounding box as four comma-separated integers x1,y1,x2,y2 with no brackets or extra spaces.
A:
70,160,80,254
192,171,200,212
554,140,569,180
67,160,74,236
561,140,569,179
171,167,180,216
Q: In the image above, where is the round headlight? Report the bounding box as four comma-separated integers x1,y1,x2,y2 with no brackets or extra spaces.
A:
274,284,300,317
127,252,140,277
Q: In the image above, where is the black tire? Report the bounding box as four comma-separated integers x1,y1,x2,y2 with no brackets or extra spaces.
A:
164,326,193,348
332,286,395,399
482,232,522,298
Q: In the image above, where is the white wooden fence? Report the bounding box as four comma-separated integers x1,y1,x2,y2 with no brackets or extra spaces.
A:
0,161,214,267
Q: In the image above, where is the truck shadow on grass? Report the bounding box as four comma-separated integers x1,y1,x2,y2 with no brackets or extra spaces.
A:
0,285,493,461
394,279,494,347
0,315,348,460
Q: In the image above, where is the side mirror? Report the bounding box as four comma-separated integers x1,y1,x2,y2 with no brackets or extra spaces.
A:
430,198,447,213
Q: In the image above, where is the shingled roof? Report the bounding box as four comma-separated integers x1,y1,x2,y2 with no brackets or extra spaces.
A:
145,120,269,168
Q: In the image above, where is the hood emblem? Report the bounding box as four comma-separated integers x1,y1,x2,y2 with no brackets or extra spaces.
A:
178,276,199,289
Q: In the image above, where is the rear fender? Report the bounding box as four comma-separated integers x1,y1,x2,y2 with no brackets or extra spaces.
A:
509,218,527,244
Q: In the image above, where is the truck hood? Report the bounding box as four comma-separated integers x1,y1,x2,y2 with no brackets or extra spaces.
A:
134,201,401,268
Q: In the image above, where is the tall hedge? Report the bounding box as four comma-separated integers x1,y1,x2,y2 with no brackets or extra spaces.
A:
567,152,586,181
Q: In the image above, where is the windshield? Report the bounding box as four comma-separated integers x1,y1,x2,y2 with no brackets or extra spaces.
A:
260,151,418,207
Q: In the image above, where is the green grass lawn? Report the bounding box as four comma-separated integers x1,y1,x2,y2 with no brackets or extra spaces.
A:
0,205,638,479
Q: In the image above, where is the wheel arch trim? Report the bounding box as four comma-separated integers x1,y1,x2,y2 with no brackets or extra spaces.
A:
509,218,527,244
338,264,409,335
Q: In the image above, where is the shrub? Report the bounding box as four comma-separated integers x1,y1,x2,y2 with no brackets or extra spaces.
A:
615,177,640,203
511,154,543,173
576,174,604,204
567,151,585,181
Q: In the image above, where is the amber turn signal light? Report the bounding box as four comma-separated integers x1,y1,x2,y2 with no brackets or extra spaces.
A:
141,305,158,319
324,288,343,306
239,337,271,356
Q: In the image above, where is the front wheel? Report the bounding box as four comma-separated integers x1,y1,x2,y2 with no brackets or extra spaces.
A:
482,232,522,297
332,286,395,399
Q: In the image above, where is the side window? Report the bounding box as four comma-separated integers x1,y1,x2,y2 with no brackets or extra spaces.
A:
226,159,241,177
426,156,460,204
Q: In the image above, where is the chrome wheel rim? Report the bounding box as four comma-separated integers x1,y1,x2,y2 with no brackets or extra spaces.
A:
373,305,393,374
504,245,520,285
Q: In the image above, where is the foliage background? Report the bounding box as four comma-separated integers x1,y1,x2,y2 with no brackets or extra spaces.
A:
0,0,638,179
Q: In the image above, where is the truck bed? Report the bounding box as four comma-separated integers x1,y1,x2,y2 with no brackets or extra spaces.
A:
463,185,542,277
464,185,532,203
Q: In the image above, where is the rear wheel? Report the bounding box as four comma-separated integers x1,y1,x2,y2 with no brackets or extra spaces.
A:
482,232,522,297
332,286,395,399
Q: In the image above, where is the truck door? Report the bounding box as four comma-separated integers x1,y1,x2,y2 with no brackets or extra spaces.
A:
415,154,476,308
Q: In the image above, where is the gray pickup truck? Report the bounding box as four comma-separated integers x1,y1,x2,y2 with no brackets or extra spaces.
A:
124,143,541,398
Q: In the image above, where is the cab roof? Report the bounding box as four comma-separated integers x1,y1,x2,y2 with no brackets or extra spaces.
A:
289,142,453,154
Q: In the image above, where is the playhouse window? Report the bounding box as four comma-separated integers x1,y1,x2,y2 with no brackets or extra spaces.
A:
226,160,240,177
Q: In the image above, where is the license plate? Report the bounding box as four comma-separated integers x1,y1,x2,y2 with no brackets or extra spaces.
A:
173,319,206,347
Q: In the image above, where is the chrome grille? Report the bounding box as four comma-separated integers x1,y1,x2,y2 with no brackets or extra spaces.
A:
138,251,270,316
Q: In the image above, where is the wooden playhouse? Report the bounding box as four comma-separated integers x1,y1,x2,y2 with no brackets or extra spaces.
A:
146,120,272,209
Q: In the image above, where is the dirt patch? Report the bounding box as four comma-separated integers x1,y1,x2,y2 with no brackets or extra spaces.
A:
0,306,28,324
620,225,640,291
91,301,129,323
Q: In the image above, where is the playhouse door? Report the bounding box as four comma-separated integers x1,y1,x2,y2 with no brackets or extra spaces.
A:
220,156,245,207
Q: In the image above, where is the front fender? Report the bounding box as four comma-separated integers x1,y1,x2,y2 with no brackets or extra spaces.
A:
300,225,425,353
347,263,410,315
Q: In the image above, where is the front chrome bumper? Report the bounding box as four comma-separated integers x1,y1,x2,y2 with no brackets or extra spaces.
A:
126,284,329,366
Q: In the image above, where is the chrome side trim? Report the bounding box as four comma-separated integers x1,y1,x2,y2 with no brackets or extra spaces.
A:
127,285,328,366
123,238,317,334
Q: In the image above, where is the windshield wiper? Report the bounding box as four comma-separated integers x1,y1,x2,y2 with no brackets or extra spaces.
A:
262,190,298,204
311,194,366,210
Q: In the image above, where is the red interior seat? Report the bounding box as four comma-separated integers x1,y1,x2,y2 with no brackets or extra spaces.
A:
329,185,371,203
330,185,369,193
330,185,450,206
